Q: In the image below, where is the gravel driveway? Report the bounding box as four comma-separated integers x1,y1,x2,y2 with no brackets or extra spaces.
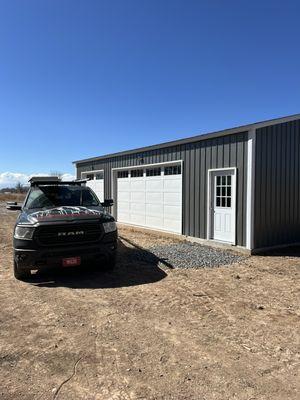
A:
121,234,246,269
148,242,246,269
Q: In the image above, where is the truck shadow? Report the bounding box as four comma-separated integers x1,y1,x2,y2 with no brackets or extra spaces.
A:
29,238,170,289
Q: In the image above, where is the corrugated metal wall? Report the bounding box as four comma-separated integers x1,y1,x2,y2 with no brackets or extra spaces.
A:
77,131,248,246
254,120,300,249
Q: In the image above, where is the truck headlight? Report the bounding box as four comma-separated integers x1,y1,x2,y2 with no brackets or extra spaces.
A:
14,226,35,240
103,221,117,233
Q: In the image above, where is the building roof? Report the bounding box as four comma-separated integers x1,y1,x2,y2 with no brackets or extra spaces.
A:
73,113,300,165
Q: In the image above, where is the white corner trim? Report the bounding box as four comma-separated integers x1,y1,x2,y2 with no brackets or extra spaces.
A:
246,128,256,250
74,164,78,180
206,171,211,241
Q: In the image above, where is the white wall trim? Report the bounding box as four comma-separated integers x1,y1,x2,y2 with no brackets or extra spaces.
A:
207,167,237,245
207,167,237,173
246,128,256,250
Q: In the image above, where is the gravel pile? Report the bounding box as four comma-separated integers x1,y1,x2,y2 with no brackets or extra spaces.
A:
132,242,246,269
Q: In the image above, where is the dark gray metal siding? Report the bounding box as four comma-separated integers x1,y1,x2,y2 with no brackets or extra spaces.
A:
254,120,300,249
77,132,248,246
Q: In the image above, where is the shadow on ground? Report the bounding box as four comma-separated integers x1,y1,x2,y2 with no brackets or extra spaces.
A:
257,244,300,257
27,238,169,289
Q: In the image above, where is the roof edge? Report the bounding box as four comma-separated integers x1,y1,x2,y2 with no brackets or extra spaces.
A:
73,112,300,165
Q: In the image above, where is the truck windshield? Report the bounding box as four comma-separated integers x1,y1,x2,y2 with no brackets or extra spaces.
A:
25,186,101,209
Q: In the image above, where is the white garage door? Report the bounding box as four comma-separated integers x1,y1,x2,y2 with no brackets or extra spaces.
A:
116,164,182,234
82,171,104,202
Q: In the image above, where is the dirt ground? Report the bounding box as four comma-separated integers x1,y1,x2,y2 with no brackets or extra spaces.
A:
0,193,26,203
0,203,299,400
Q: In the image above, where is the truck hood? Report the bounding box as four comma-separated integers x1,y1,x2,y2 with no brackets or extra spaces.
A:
18,206,113,225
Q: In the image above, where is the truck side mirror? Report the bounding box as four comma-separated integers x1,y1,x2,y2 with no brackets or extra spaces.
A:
6,202,22,211
101,199,113,208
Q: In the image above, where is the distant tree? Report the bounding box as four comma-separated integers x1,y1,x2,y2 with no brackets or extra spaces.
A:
50,171,63,179
15,182,24,193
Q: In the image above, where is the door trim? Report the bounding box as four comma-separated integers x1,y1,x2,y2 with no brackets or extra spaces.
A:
207,167,237,245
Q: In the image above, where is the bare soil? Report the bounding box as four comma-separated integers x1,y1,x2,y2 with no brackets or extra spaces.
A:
0,193,26,203
0,203,299,399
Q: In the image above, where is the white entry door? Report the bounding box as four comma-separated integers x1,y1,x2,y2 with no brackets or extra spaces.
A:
116,164,182,234
210,169,236,243
82,171,104,202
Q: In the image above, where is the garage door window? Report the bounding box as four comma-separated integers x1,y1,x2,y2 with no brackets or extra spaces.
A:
164,165,181,175
131,169,143,177
146,168,161,177
86,174,94,180
118,171,129,178
95,172,104,180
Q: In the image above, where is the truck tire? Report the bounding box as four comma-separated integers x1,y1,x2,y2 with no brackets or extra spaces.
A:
13,260,31,281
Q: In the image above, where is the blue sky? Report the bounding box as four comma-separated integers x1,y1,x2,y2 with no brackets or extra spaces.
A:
0,0,299,186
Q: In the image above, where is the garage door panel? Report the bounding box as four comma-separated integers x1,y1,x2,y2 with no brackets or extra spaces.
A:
130,191,145,203
146,179,163,192
164,218,182,232
86,182,95,192
94,181,104,190
146,215,164,229
118,212,130,222
117,180,130,191
118,191,130,202
86,180,104,202
130,202,145,214
130,180,145,191
146,192,163,203
118,201,130,212
146,203,163,217
130,213,146,225
163,179,181,192
164,204,181,219
163,192,182,205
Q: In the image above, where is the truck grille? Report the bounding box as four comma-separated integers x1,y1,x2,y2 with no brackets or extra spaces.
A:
36,222,103,246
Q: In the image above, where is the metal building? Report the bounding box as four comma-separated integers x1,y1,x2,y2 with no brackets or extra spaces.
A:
74,113,300,253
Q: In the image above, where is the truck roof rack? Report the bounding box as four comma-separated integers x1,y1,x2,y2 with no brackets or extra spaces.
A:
29,177,87,186
29,176,61,183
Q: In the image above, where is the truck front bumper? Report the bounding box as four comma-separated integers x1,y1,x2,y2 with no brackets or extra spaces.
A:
14,241,117,270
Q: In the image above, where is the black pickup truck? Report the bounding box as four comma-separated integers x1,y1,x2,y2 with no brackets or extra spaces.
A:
7,177,117,280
